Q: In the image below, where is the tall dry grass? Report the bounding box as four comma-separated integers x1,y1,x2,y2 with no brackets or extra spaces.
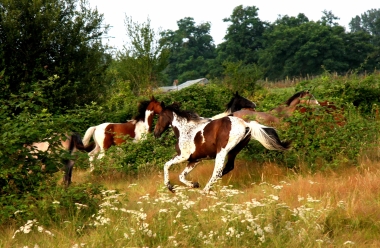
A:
2,156,380,247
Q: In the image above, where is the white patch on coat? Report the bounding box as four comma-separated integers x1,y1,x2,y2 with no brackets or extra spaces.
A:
134,121,147,141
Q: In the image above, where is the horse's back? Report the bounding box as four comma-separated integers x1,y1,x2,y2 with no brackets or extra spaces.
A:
233,110,280,125
105,122,136,145
30,141,50,152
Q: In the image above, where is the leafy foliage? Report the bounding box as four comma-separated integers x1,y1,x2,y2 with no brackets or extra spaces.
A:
115,17,170,95
158,83,240,118
217,5,268,65
222,61,263,94
160,17,216,84
258,15,348,80
0,0,111,113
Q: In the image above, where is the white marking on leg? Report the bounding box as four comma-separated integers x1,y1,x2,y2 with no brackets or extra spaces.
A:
179,161,200,187
203,150,227,192
163,155,189,188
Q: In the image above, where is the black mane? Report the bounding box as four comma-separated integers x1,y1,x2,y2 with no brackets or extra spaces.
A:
133,100,150,121
285,90,309,106
165,102,202,121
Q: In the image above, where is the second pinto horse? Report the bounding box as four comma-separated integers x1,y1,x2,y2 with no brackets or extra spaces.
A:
82,96,163,170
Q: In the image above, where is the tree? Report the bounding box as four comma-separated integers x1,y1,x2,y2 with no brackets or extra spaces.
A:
349,9,380,36
160,17,216,84
258,14,347,80
349,9,380,71
0,0,111,113
115,16,170,95
344,31,376,72
216,5,268,65
321,10,340,26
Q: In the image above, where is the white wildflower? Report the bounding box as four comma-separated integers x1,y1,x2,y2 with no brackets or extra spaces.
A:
343,241,355,245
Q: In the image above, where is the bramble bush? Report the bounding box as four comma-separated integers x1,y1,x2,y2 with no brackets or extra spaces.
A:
0,78,109,226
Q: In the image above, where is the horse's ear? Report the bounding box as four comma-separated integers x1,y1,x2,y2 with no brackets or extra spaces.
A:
161,101,165,108
151,95,155,101
235,91,239,96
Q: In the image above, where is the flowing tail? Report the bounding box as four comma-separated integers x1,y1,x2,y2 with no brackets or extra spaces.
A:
70,132,95,152
247,121,291,151
82,126,96,146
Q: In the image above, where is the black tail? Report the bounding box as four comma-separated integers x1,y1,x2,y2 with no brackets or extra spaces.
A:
70,133,95,152
263,127,292,150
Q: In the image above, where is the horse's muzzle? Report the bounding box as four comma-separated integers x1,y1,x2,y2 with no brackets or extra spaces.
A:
154,131,161,138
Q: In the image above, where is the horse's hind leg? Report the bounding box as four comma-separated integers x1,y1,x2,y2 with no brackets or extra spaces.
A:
88,145,100,171
179,161,200,188
63,160,74,187
222,135,251,176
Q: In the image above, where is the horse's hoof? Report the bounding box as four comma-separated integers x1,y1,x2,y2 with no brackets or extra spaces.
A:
192,182,200,188
168,184,175,193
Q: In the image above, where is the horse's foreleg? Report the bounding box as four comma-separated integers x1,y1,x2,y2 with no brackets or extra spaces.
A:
179,161,200,188
203,151,227,192
164,155,188,192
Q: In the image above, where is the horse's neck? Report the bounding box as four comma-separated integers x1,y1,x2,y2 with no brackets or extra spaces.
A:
288,98,301,108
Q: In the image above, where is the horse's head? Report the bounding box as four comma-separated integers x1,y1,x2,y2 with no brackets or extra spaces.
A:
146,95,163,115
299,90,319,106
287,90,319,107
227,91,256,112
154,101,174,138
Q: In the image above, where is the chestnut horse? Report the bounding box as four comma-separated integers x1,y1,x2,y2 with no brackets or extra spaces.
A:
231,90,319,126
154,102,290,193
298,100,346,127
211,91,256,119
27,133,95,186
82,96,162,170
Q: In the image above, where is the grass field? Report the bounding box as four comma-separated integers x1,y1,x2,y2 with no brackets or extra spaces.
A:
2,154,380,247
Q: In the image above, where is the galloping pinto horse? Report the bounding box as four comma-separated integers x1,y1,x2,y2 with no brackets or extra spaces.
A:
211,91,256,119
82,96,162,170
232,90,319,126
27,133,95,186
154,102,290,193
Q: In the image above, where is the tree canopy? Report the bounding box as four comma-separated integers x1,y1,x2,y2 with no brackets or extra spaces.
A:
113,16,170,95
0,0,111,113
159,17,216,84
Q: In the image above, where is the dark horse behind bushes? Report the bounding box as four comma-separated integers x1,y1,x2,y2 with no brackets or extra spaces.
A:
154,102,291,193
26,133,95,186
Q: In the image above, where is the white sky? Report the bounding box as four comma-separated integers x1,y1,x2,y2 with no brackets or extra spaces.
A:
88,0,379,50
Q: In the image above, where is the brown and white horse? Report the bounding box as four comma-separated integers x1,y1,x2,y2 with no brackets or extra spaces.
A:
154,102,290,193
298,100,346,127
82,96,163,170
27,133,95,186
231,90,320,126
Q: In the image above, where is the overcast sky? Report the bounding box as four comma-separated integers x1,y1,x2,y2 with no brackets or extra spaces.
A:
88,0,379,50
